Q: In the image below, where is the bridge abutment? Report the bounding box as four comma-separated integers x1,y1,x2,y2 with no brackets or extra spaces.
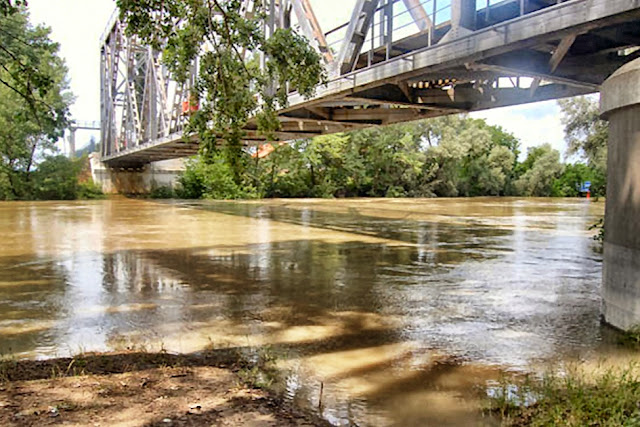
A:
89,154,185,195
600,58,640,331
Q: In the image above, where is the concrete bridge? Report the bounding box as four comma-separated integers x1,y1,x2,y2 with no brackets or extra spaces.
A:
96,0,640,331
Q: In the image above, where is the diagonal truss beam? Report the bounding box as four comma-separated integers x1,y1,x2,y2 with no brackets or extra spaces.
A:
335,0,380,75
529,34,577,96
401,0,432,32
291,0,333,64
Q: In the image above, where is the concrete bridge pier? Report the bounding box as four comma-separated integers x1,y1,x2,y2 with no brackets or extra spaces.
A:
600,58,640,331
89,154,185,195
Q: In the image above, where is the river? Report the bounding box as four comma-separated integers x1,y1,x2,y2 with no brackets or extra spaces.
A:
0,197,630,425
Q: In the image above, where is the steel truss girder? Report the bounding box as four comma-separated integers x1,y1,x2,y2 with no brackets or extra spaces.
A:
101,0,640,168
100,19,191,158
101,0,334,160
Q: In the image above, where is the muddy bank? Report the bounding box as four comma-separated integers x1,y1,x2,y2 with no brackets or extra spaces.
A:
0,351,327,427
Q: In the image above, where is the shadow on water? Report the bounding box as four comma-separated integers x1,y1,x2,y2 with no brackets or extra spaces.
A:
0,198,611,426
0,237,604,358
167,198,516,248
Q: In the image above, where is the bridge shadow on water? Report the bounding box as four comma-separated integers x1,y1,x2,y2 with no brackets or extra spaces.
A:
168,198,515,249
0,198,610,425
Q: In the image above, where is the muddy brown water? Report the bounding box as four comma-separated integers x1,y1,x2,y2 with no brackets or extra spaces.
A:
0,197,631,425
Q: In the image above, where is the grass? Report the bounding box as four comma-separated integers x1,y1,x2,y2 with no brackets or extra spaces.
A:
618,326,640,348
0,355,17,382
235,346,282,390
488,364,640,426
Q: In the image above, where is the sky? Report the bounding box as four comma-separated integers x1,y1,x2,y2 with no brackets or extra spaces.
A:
28,0,572,158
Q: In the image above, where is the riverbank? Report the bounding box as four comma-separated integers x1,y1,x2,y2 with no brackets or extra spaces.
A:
489,363,640,426
0,351,328,426
488,330,640,426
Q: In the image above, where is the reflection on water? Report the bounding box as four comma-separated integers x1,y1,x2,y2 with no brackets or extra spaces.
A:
0,198,612,425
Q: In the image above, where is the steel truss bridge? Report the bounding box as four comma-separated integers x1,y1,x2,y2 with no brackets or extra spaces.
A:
100,0,640,167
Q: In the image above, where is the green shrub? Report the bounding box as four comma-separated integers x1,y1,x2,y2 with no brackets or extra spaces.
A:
26,156,105,200
179,156,258,200
551,163,604,197
32,155,82,200
78,180,105,199
150,185,175,199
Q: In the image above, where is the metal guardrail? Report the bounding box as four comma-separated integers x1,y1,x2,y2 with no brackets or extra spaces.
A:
323,0,533,55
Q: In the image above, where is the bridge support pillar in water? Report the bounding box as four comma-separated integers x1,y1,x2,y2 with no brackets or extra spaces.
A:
600,58,640,330
89,154,185,195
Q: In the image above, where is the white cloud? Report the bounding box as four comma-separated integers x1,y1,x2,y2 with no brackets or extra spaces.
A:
471,101,567,159
28,0,115,149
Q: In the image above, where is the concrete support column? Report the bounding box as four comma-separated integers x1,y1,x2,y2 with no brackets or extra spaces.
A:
600,58,640,331
67,129,76,159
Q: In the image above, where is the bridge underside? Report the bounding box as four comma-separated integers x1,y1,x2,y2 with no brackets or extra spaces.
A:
102,0,640,167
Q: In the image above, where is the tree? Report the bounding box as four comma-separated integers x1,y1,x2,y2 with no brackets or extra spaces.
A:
0,10,72,199
179,115,527,200
558,96,607,167
0,3,68,133
514,144,563,196
0,1,27,17
179,154,257,199
116,0,326,183
551,162,595,197
558,96,608,195
421,116,516,197
350,125,425,197
31,155,81,200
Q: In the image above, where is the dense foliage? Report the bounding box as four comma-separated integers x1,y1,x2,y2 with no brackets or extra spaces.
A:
174,108,605,200
0,8,76,200
31,155,104,200
0,4,68,135
558,96,608,196
116,0,326,183
0,8,102,201
0,0,26,17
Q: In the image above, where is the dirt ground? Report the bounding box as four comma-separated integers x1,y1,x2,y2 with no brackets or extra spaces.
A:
0,352,326,427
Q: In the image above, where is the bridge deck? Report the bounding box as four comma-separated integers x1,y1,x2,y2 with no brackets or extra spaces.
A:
102,0,640,167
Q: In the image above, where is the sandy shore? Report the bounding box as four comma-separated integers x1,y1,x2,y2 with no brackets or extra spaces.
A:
0,351,326,427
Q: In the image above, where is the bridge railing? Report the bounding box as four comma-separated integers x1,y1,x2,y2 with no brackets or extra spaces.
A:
323,0,543,76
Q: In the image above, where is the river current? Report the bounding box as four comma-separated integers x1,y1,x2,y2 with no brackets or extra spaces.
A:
0,198,629,425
